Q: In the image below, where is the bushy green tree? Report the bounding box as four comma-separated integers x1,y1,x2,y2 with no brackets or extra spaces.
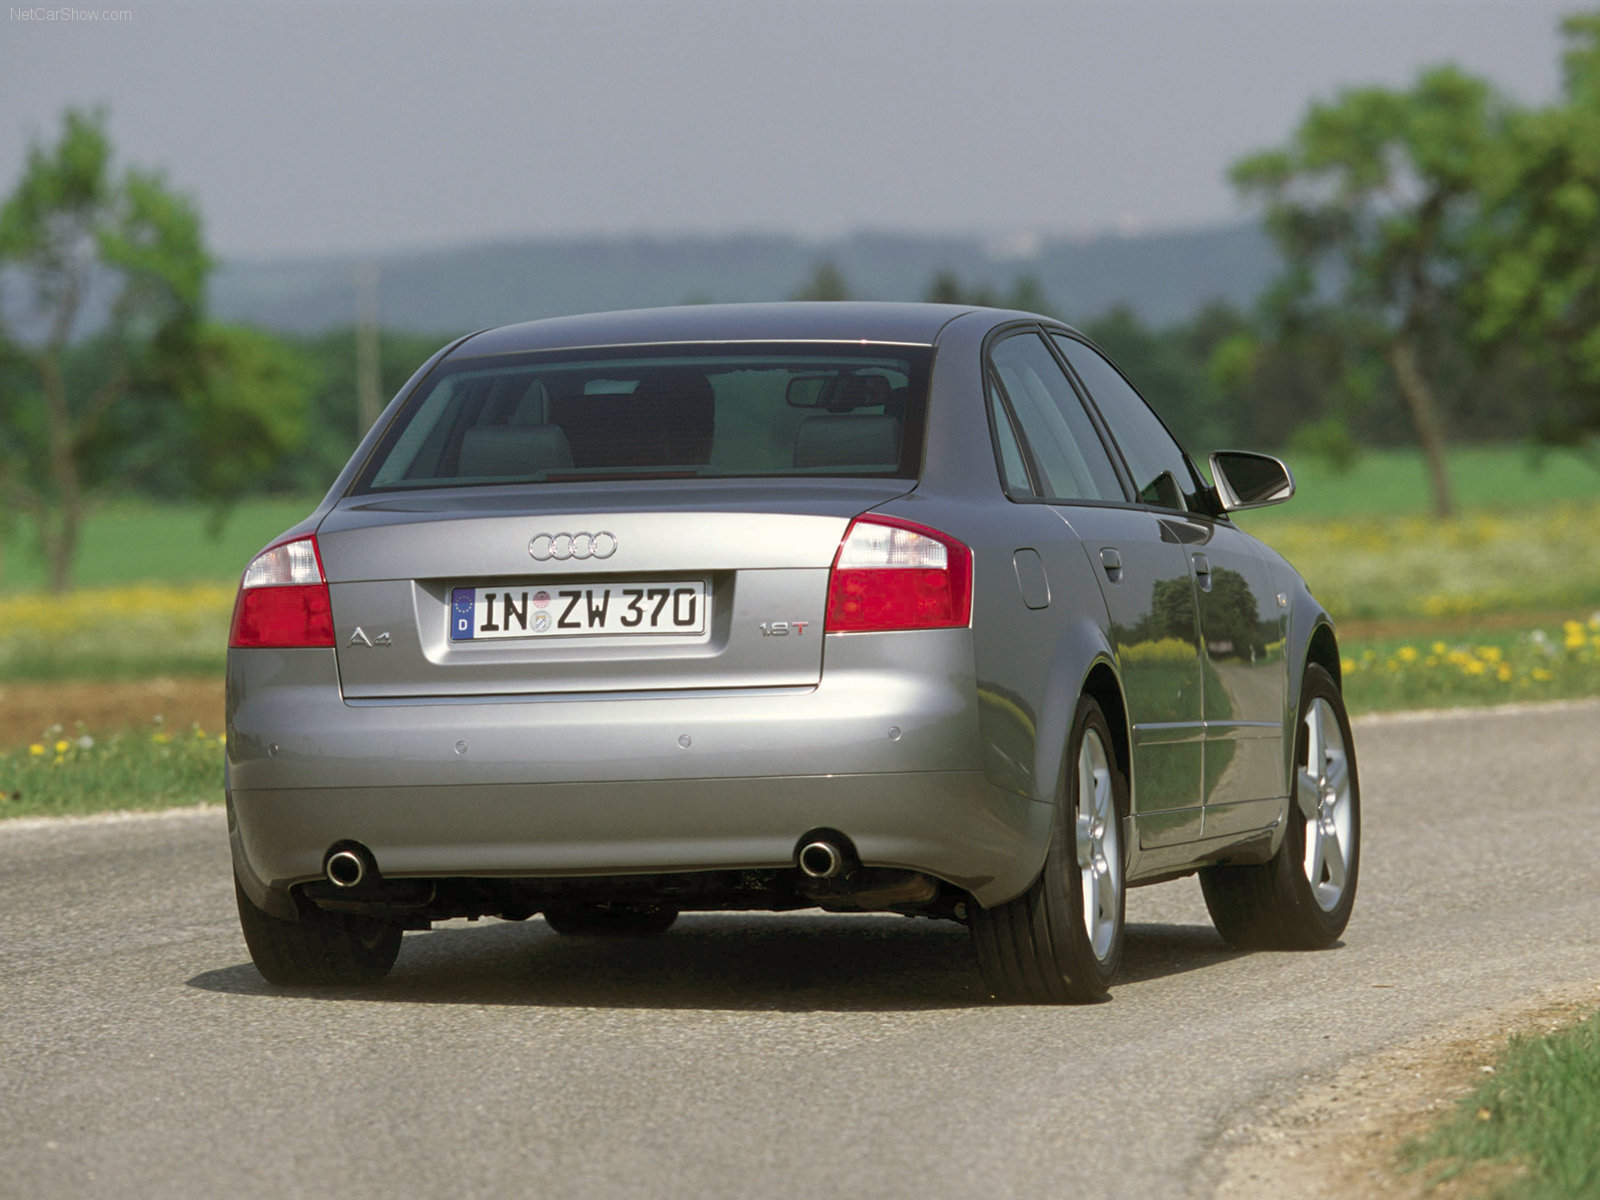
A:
1474,14,1600,463
0,108,307,589
1232,68,1505,516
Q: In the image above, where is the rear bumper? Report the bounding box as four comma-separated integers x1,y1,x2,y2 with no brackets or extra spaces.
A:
226,638,1053,912
229,769,1051,914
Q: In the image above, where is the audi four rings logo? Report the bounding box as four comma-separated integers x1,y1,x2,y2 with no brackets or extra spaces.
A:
529,531,618,561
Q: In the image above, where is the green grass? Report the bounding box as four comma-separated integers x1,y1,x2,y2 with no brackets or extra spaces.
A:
1239,500,1600,625
1404,1011,1600,1198
0,495,320,592
1242,444,1600,520
0,724,223,818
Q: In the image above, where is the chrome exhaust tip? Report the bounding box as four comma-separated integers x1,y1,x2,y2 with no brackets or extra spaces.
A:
325,848,369,889
798,840,845,880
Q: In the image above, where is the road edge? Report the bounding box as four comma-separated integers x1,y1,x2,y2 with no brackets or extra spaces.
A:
0,803,223,835
1201,979,1600,1199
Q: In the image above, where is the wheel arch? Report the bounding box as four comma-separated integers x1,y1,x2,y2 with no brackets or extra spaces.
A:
1305,620,1342,692
1028,618,1124,806
1080,660,1130,810
1279,616,1345,824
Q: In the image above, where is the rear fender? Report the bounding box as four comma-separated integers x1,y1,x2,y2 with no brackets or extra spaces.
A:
1028,618,1121,806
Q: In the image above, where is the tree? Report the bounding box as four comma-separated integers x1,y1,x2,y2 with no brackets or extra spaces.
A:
1474,15,1600,463
921,270,1058,316
0,108,306,590
790,260,852,301
1232,68,1504,516
924,269,994,307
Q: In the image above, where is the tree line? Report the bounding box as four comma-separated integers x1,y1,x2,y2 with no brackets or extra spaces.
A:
4,15,1599,587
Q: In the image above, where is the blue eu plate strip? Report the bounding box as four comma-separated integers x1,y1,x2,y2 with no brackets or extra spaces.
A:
450,588,476,641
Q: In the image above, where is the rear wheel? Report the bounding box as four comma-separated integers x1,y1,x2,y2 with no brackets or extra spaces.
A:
1200,663,1360,949
543,901,679,937
234,874,402,986
971,695,1126,1003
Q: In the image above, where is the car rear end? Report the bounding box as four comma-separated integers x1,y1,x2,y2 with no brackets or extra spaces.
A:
225,329,1049,929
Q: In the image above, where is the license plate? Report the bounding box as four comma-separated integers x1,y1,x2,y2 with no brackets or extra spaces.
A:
450,582,709,641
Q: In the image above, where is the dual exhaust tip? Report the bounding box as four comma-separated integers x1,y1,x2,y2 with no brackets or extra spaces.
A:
328,836,858,887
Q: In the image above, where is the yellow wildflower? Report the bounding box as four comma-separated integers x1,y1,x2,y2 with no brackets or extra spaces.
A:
28,743,45,757
1431,641,1448,656
54,739,70,754
1477,646,1502,664
1397,646,1418,663
1496,663,1513,682
152,732,173,745
1532,667,1554,682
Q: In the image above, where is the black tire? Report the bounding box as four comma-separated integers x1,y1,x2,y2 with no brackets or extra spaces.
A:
234,874,402,986
971,695,1127,1003
543,901,680,937
1200,663,1360,950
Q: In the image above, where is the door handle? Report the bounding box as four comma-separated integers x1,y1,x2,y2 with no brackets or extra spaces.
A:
1099,547,1122,583
1191,552,1212,590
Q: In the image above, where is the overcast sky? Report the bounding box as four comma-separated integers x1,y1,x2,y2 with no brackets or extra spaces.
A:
0,0,1579,261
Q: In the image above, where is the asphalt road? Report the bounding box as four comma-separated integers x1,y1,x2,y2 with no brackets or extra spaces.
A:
2,701,1597,1200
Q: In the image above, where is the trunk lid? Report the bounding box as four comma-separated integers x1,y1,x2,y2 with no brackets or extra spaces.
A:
318,479,911,698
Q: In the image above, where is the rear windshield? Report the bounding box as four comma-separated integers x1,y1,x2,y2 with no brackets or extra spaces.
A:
353,344,932,493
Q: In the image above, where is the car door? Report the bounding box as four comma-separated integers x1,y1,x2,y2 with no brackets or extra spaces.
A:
985,330,1206,854
1051,334,1289,842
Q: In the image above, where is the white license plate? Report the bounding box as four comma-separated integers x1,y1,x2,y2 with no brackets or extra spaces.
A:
450,582,708,641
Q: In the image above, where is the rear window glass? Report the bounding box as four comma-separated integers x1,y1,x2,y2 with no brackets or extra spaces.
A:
354,345,932,492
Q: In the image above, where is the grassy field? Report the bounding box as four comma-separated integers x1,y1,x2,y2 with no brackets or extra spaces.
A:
1240,444,1600,518
0,495,321,593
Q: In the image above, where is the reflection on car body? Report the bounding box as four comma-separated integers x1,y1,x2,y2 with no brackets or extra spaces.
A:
226,302,1359,1002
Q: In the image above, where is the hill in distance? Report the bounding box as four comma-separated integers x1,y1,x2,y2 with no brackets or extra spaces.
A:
208,221,1279,337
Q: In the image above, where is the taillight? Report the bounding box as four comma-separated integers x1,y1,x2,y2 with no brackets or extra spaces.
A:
825,516,973,632
228,535,335,648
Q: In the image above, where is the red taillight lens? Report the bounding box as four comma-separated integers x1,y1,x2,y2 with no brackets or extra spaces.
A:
228,535,335,648
825,516,973,632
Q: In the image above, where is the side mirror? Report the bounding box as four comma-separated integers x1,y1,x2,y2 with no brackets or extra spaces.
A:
1209,451,1295,512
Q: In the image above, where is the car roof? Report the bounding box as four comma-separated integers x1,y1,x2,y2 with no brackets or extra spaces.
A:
449,301,993,359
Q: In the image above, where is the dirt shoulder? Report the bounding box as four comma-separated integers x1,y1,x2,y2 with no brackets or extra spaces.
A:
0,677,224,747
1208,981,1600,1199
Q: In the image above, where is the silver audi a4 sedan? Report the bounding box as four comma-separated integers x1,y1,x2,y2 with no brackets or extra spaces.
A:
226,302,1359,1002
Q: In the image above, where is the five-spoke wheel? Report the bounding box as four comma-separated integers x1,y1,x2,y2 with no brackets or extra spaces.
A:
1200,663,1360,950
971,694,1127,1003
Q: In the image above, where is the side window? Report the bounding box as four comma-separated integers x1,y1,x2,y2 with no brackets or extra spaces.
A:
988,387,1035,496
1053,335,1206,512
986,333,1124,503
